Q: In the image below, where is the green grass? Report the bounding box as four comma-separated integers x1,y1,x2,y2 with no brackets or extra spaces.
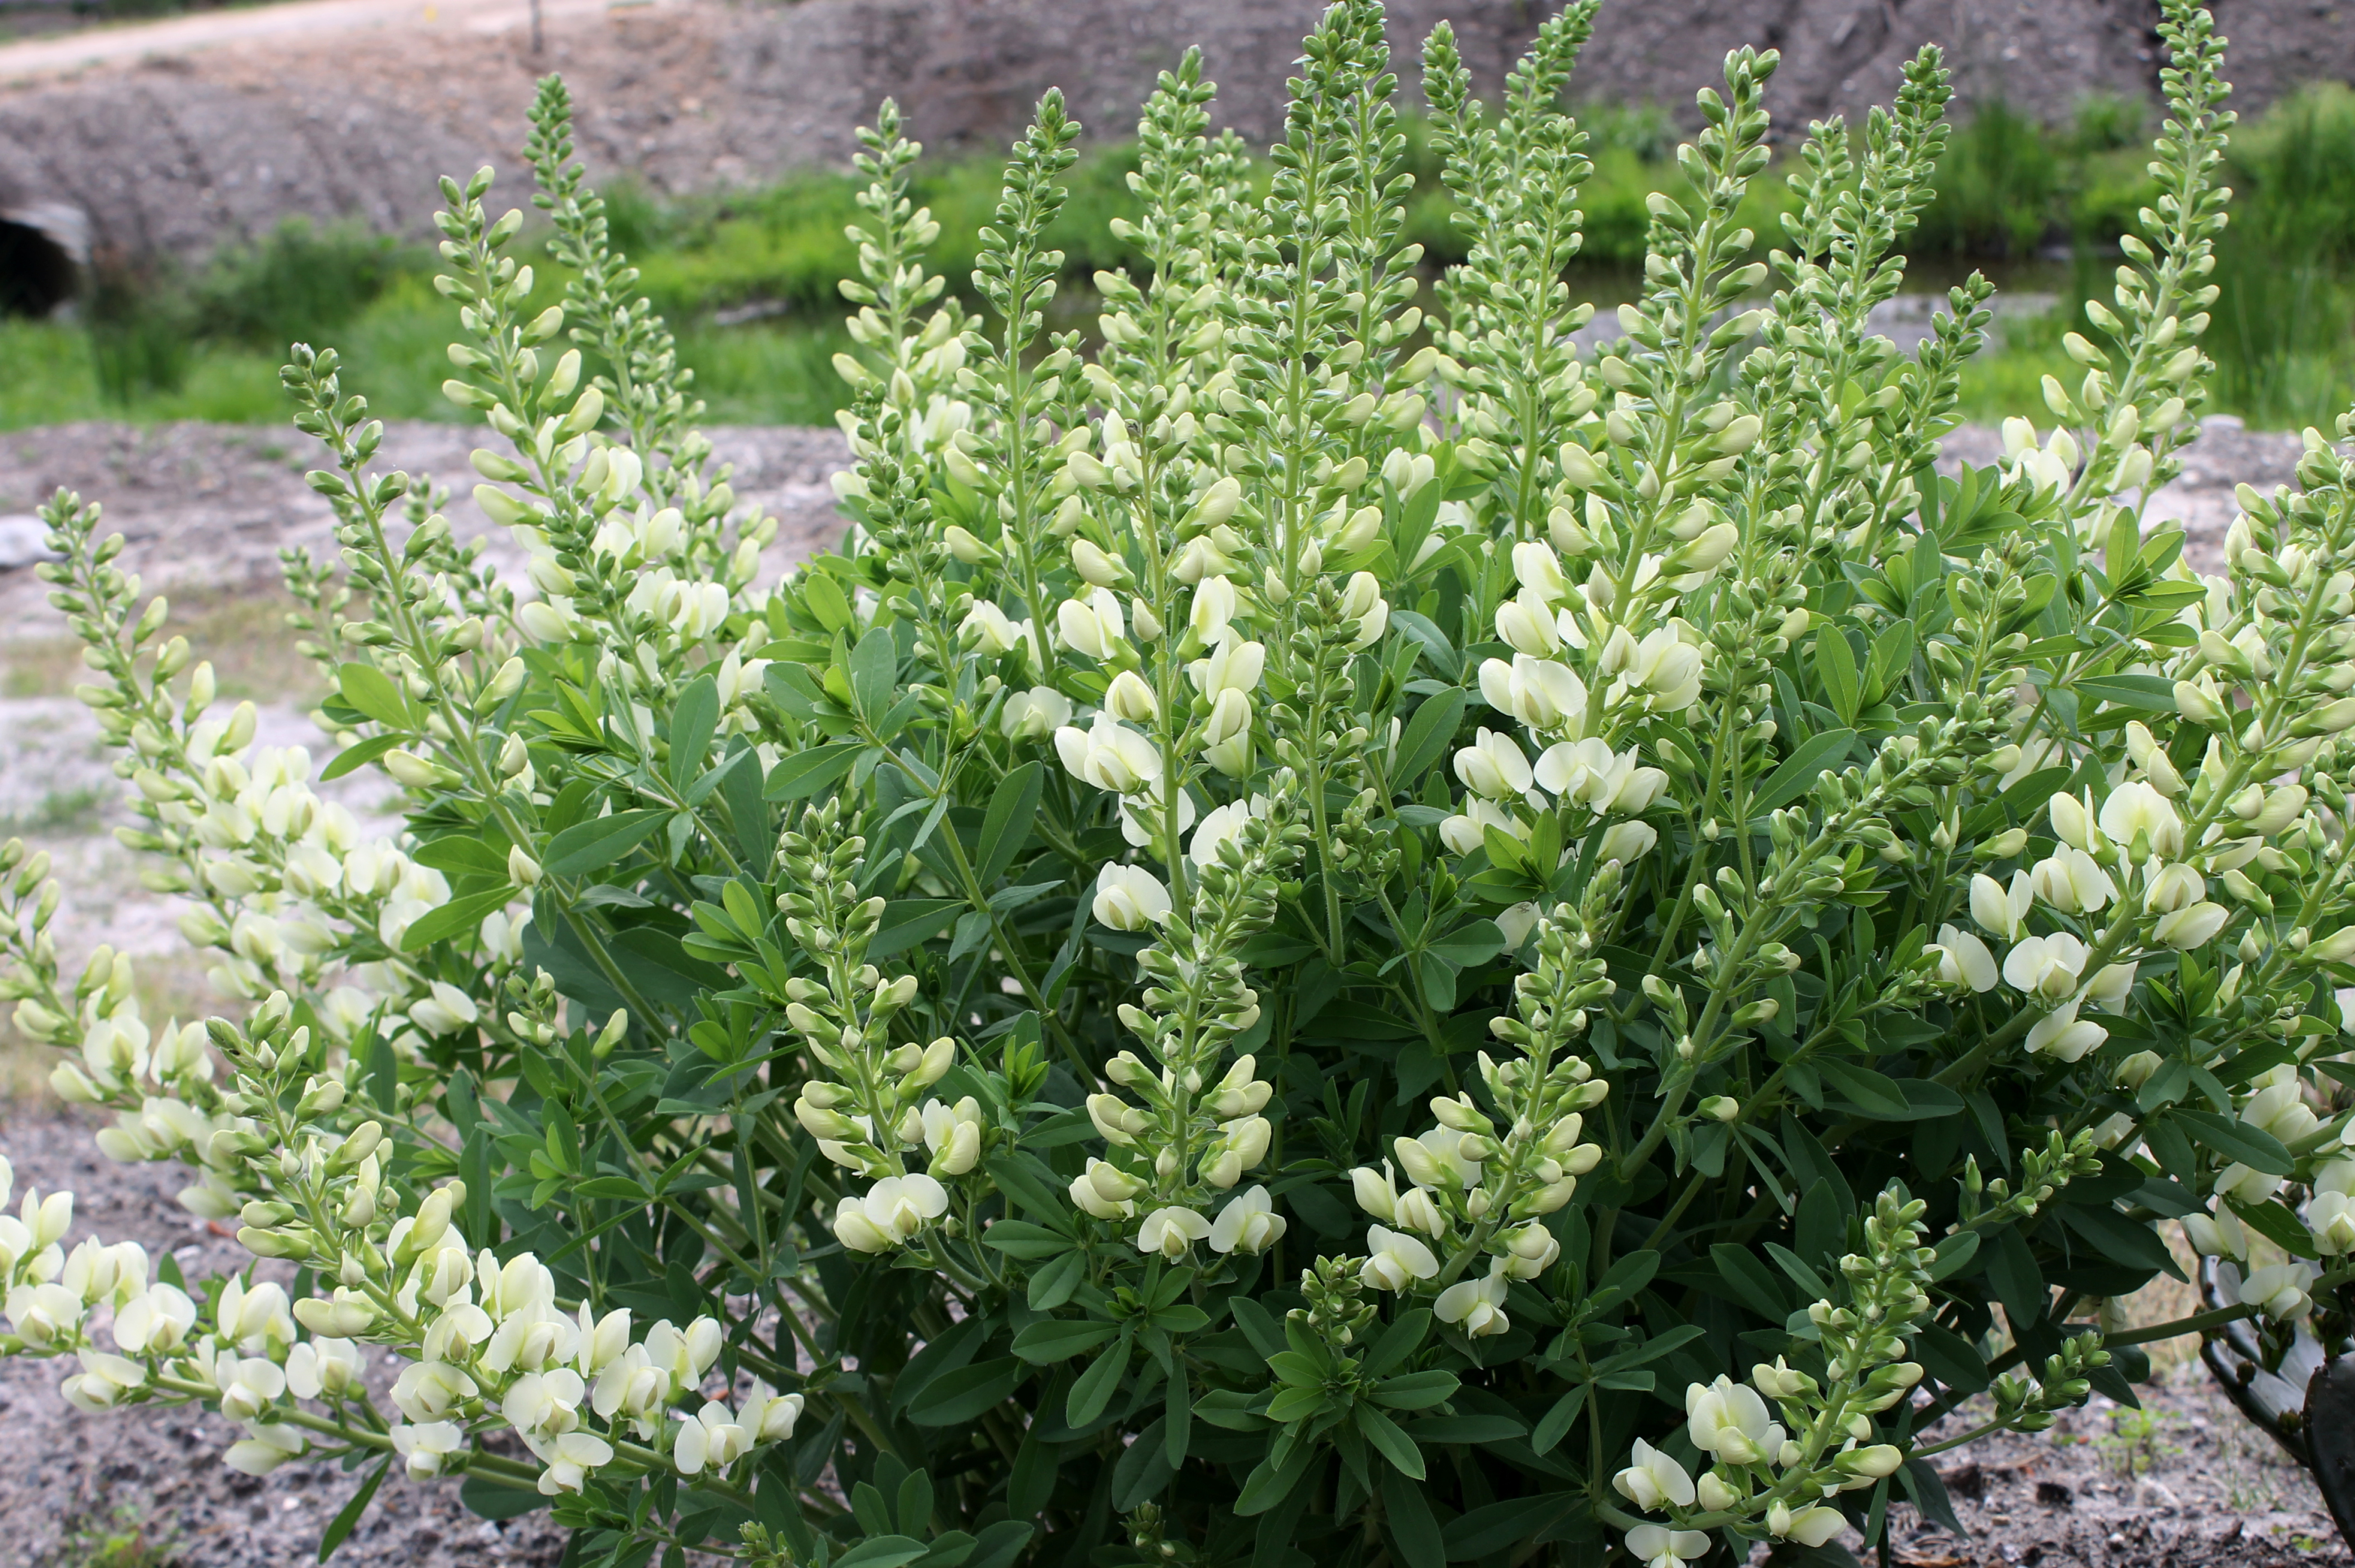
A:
12,92,2355,434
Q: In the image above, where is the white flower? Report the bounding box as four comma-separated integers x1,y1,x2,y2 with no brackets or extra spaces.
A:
1500,1221,1561,1279
1117,780,1197,850
1782,1507,1849,1547
2025,1000,2107,1062
1624,627,1703,711
286,1337,363,1399
1625,1524,1713,1568
2003,932,2088,1001
223,1423,307,1476
1930,924,1998,992
741,1382,805,1441
1686,1374,1785,1465
1190,796,1268,867
1434,1262,1510,1337
1394,1127,1484,1189
1189,634,1266,697
112,1284,197,1353
1454,728,1534,801
1360,1226,1440,1291
1495,589,1563,656
409,980,480,1037
2182,1207,2248,1260
1394,1187,1448,1237
392,1420,465,1479
1479,654,1588,732
1209,1187,1287,1255
1512,541,1569,602
1093,864,1172,930
1613,1438,1697,1511
1104,669,1159,721
1055,713,1162,794
920,1097,984,1177
504,1368,588,1439
1438,797,1525,857
2154,901,2230,949
1002,685,1072,740
832,1174,949,1252
1534,738,1665,816
2242,1077,2320,1145
1068,1158,1146,1220
2029,847,2114,915
1597,821,1658,866
1971,871,2033,940
1496,902,1542,950
1351,1164,1400,1222
2238,1262,2311,1321
1188,575,1238,644
1134,1206,1212,1260
675,1400,754,1475
536,1431,614,1495
2143,861,2205,913
1056,588,1127,661
962,600,1023,655
2100,780,2184,858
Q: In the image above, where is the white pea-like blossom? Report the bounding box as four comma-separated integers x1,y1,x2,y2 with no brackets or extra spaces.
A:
2154,900,2230,949
1360,1226,1440,1291
1002,685,1073,740
2182,1207,2249,1259
2024,1000,2107,1062
2003,932,2088,1001
1479,654,1588,732
1434,1263,1511,1337
1056,587,1128,661
2306,1163,2355,1253
1929,924,1999,992
832,1174,950,1253
1625,1524,1713,1568
2238,1262,2311,1321
674,1400,755,1476
1069,1158,1146,1220
1971,871,2034,939
920,1097,984,1176
2030,846,2114,915
1613,1438,1697,1510
392,1420,466,1479
1685,1374,1785,1464
1134,1206,1212,1260
2099,780,2184,858
1454,728,1535,801
1208,1187,1287,1255
1092,864,1172,930
1055,713,1162,794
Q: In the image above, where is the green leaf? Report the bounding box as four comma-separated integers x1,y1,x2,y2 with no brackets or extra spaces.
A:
1395,687,1467,785
2230,1196,2321,1261
963,1522,1033,1568
1813,1059,1914,1118
336,661,412,729
414,834,512,879
2073,674,2178,714
1410,1414,1526,1443
1929,1230,1981,1281
1065,1333,1130,1428
1529,1386,1587,1455
544,808,671,876
869,899,964,959
1814,627,1861,724
1355,1404,1425,1479
1367,1369,1459,1410
1443,1494,1585,1560
1234,1439,1319,1516
907,1357,1025,1425
1708,1242,1788,1314
976,761,1044,886
398,886,514,954
1751,728,1858,816
1361,1309,1431,1379
1915,1323,1990,1394
763,742,863,802
458,1477,544,1521
1011,1319,1117,1363
835,1539,930,1568
1426,920,1504,969
668,675,720,792
320,731,404,781
850,625,898,720
2176,1109,2295,1176
1382,1468,1445,1568
318,1457,389,1560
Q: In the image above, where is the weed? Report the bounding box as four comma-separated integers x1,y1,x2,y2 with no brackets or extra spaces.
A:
0,786,109,838
2099,1406,2178,1478
43,1503,180,1568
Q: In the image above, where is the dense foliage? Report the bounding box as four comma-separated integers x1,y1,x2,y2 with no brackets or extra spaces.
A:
5,3,2355,1567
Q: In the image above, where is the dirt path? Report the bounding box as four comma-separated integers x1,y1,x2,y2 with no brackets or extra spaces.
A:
0,0,635,83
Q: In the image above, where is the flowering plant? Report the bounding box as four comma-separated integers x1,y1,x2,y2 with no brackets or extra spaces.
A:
7,1,2355,1564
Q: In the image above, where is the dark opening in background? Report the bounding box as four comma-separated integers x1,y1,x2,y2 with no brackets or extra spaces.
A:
0,219,78,317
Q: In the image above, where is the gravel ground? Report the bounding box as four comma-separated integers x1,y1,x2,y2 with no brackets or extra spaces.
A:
0,415,2343,1564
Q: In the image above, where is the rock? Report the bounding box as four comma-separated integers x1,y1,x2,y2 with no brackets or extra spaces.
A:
0,513,56,569
2135,1477,2183,1509
1942,1461,1988,1501
8,0,2355,273
2036,1479,2075,1507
